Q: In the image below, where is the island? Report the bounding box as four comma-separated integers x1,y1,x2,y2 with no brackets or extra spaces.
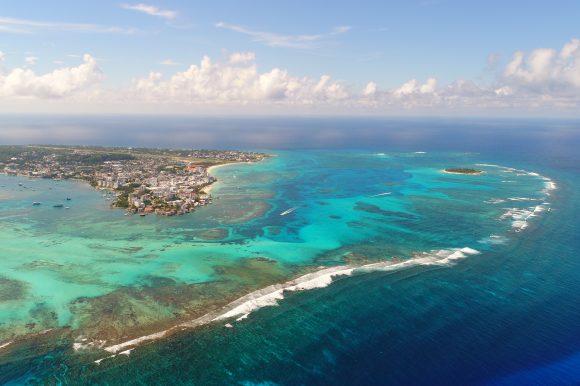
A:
443,167,483,175
0,145,268,216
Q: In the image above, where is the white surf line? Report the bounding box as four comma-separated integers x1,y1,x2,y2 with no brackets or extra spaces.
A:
1,329,56,353
476,163,557,190
0,340,13,350
507,197,539,201
280,207,298,216
98,266,352,358
212,266,356,322
97,247,481,359
370,192,391,197
477,163,557,231
501,204,549,232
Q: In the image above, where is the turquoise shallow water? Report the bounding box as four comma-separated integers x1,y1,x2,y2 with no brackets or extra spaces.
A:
0,148,574,384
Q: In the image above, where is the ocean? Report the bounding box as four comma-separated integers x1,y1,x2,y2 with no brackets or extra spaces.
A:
0,117,579,385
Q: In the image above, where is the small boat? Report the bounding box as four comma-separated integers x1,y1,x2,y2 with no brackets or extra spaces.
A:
65,207,70,209
53,204,64,208
139,213,147,217
280,207,298,216
32,202,42,206
66,197,72,201
370,192,392,197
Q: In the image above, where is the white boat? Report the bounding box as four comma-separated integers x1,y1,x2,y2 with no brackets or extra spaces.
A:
280,207,298,216
370,192,391,197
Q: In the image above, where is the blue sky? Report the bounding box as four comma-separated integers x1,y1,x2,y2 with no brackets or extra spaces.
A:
1,1,580,115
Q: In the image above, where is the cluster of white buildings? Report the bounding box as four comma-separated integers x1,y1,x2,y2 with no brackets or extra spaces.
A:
94,161,216,215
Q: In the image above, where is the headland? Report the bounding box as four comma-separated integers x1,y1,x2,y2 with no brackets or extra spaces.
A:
0,145,268,216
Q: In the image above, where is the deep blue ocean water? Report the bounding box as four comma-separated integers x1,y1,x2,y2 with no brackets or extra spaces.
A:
0,117,579,385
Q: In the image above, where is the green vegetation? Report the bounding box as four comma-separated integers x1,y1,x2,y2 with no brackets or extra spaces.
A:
444,168,482,175
114,192,129,208
0,145,268,166
57,153,135,164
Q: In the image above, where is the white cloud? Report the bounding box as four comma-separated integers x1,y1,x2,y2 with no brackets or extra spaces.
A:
0,16,135,34
0,54,102,99
160,59,179,66
229,52,256,65
129,55,348,104
121,3,177,19
378,39,580,110
25,56,38,65
3,39,580,114
215,22,351,48
502,38,580,91
363,82,377,96
393,78,437,97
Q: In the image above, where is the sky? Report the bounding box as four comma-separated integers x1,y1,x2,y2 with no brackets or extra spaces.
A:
1,0,580,116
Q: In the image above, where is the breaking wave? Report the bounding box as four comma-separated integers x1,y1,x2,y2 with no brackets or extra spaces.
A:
92,247,481,361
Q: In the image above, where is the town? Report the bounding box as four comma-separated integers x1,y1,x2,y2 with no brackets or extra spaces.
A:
0,145,268,216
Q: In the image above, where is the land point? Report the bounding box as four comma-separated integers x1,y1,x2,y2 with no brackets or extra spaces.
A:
0,145,268,216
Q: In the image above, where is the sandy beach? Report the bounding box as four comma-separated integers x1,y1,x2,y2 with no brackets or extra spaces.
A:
203,162,254,195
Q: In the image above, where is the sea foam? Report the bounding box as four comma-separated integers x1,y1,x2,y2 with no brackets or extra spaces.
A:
97,246,481,358
477,163,555,231
500,205,548,232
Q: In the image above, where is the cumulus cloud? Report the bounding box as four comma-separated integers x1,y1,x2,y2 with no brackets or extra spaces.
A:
215,22,351,48
102,39,580,111
3,38,580,113
229,52,256,65
160,59,179,66
25,56,38,65
363,82,377,96
502,38,580,92
129,55,348,104
366,38,580,111
121,3,178,19
393,78,437,97
0,54,102,98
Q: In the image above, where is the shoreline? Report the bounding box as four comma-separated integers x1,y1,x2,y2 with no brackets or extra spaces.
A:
202,161,255,195
441,169,484,175
1,159,262,212
83,164,559,361
0,161,556,364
